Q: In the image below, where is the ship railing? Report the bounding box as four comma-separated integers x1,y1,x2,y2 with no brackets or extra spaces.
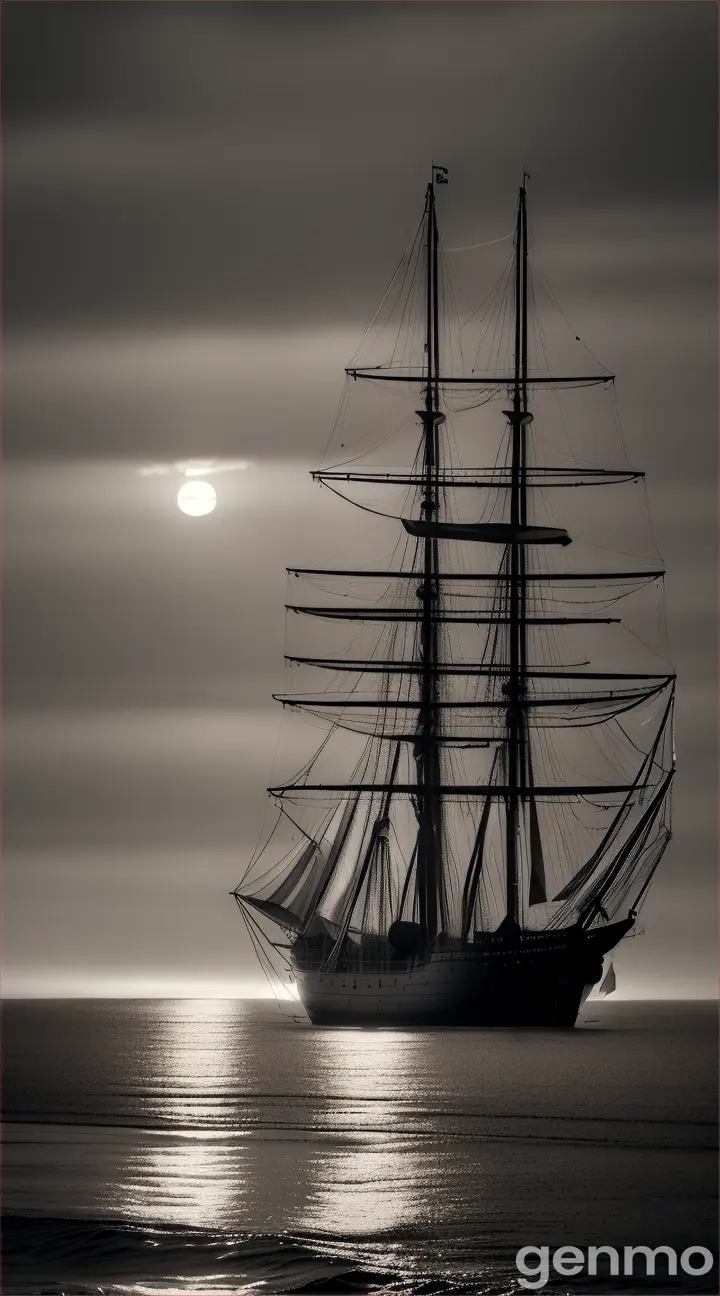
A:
292,951,416,974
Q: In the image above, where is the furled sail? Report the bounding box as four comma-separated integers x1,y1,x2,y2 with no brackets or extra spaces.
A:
402,519,572,546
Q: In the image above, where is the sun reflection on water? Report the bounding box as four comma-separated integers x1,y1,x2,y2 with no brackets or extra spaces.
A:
296,1029,429,1237
120,1000,245,1228
112,1005,451,1243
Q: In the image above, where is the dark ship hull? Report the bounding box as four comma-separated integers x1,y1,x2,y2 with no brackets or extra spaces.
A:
292,917,633,1028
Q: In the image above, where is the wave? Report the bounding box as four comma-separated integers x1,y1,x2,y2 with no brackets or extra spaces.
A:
1,1214,511,1295
5,1212,717,1296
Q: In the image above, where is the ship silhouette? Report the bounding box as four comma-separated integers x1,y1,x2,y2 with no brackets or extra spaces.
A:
234,170,675,1027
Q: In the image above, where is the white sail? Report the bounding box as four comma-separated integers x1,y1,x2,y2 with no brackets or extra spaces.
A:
238,794,360,933
598,962,616,997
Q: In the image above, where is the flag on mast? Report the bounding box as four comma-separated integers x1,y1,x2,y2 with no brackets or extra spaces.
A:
433,164,449,185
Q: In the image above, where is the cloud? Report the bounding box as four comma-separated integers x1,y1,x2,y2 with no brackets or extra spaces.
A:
139,458,251,478
3,2,716,991
4,4,716,331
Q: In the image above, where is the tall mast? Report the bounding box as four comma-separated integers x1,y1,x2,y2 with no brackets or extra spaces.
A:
505,183,531,925
416,177,445,944
246,171,677,984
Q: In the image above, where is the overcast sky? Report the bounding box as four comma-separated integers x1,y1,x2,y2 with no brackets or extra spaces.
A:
4,1,717,997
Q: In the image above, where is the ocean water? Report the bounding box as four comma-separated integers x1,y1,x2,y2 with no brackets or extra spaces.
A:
2,999,717,1295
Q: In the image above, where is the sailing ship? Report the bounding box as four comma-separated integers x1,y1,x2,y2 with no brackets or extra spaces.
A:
234,168,675,1027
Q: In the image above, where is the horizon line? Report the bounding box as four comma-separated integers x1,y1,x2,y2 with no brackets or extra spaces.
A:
4,993,717,1003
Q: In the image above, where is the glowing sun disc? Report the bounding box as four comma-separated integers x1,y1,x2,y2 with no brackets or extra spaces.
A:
177,480,217,517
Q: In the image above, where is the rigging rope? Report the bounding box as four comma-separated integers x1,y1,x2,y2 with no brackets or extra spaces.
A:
446,231,514,252
242,183,676,947
317,478,405,520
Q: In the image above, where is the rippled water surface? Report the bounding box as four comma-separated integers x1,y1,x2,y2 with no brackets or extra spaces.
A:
3,999,717,1294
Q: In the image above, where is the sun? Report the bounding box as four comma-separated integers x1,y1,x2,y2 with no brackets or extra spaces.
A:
177,480,217,517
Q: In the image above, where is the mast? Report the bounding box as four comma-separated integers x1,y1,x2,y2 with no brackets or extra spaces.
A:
416,175,445,943
256,177,676,951
504,182,531,925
